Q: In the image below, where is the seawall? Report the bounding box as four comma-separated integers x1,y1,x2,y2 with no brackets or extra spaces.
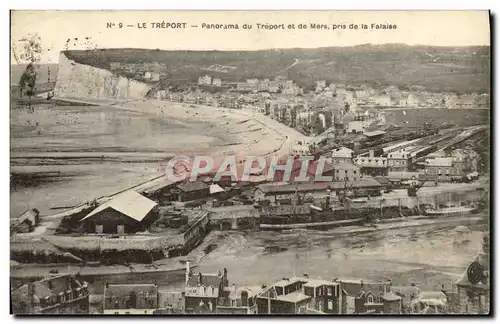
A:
54,52,152,100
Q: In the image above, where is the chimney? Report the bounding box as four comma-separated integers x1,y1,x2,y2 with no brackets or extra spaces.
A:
360,280,364,291
198,272,203,285
303,274,308,279
386,279,392,293
185,261,190,285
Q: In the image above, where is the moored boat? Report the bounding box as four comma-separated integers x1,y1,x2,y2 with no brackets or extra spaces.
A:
423,206,478,218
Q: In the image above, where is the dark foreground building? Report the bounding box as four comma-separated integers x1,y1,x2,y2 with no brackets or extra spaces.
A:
79,190,158,234
11,274,90,314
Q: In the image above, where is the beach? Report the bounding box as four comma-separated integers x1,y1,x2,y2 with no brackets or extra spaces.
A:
10,99,303,217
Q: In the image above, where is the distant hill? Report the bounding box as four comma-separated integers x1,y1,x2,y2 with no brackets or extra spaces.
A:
10,64,59,86
64,44,490,93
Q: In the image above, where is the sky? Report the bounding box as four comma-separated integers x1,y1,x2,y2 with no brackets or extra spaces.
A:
11,10,491,64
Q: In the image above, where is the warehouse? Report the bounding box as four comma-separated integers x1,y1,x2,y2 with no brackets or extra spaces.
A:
79,190,159,234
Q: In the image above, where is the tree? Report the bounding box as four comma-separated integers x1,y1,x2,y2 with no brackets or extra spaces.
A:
19,62,37,98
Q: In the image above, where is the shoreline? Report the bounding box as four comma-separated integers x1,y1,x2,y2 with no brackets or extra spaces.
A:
10,97,301,218
10,213,485,283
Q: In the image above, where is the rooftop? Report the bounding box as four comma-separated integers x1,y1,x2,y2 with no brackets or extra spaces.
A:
276,291,311,303
363,130,386,138
104,284,158,299
333,162,360,171
177,181,209,193
80,190,157,222
381,292,402,302
186,272,223,288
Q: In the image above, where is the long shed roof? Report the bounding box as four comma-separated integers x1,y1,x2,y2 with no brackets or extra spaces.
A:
80,190,157,222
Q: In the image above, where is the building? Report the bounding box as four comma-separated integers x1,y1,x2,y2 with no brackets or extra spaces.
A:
217,285,262,314
185,267,229,314
341,279,401,314
332,162,360,181
11,275,90,314
315,80,326,93
79,190,159,234
103,283,159,314
236,82,255,92
387,149,412,172
353,151,388,176
331,147,354,164
176,180,210,202
374,95,392,107
151,73,160,82
256,276,343,314
198,75,212,85
456,234,490,314
424,157,454,182
346,115,374,134
207,205,260,231
212,78,222,87
450,149,479,175
11,208,40,234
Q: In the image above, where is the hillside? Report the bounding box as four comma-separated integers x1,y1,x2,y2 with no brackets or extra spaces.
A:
64,44,490,93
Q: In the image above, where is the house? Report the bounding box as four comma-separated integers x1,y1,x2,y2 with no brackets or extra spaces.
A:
256,276,343,314
11,275,90,314
217,285,262,314
387,149,412,172
340,279,401,314
198,75,212,85
331,147,354,164
424,157,454,182
12,208,40,234
79,190,158,234
103,283,159,314
185,268,229,314
450,149,479,175
456,234,490,314
176,180,210,202
332,162,360,181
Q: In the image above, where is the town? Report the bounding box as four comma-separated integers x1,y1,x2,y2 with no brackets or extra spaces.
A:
11,233,490,314
10,15,491,316
10,65,490,315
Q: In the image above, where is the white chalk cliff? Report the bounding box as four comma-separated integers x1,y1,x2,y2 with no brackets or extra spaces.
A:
54,52,152,100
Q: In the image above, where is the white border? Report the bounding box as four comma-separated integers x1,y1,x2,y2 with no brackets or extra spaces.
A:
3,1,498,324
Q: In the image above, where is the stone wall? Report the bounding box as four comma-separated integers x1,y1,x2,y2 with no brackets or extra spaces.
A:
54,52,152,100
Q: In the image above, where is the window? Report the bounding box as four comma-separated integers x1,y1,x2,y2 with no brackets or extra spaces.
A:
353,170,356,174
328,300,333,310
367,295,374,304
327,287,333,296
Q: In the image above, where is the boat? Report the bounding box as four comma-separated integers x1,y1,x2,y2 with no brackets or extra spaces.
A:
259,217,365,230
423,206,478,218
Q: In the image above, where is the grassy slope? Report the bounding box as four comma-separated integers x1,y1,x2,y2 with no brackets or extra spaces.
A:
63,44,490,93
